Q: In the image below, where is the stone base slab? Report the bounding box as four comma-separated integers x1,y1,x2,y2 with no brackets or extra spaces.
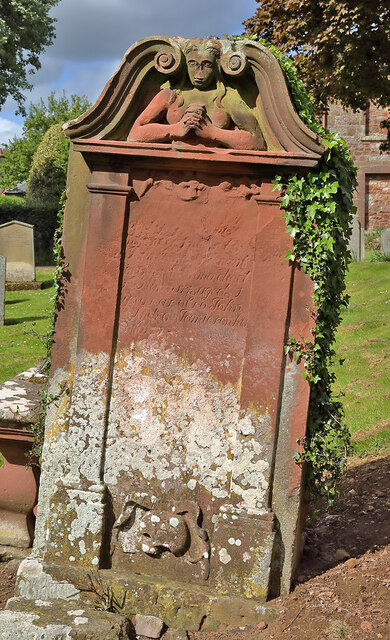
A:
0,598,131,640
16,557,281,632
103,570,280,631
5,281,42,291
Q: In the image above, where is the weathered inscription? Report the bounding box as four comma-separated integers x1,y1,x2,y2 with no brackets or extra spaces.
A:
120,198,255,335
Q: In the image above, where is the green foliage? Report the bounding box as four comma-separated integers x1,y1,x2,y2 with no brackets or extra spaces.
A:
0,0,59,110
369,250,390,263
243,1,390,114
28,124,69,207
233,37,357,498
48,191,67,366
0,452,4,468
271,42,357,499
27,380,69,466
0,135,37,188
243,3,390,151
21,91,90,145
380,117,390,153
365,227,390,262
0,92,91,190
27,192,67,464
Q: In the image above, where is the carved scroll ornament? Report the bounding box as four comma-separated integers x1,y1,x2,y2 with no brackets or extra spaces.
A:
114,499,210,578
63,36,324,158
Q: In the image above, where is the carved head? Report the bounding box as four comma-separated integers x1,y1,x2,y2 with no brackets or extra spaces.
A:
184,38,222,90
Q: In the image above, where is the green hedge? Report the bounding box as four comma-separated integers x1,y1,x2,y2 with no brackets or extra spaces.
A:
27,123,69,209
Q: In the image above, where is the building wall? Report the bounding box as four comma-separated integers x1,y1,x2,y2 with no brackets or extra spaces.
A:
326,103,390,230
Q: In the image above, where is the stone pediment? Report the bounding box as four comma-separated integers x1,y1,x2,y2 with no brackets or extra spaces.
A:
63,36,324,158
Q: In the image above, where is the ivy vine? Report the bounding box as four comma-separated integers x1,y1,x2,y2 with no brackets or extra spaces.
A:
257,38,357,499
27,191,68,465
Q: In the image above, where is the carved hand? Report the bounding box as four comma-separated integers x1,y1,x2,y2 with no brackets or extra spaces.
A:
183,104,207,132
183,113,203,131
194,119,219,141
169,116,202,139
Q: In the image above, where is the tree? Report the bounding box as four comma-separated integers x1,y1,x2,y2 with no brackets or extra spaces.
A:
0,0,59,111
0,91,90,190
243,1,390,114
27,123,69,207
0,134,37,190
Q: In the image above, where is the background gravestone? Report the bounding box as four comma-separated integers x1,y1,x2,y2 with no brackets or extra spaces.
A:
10,37,325,636
0,221,35,282
348,216,364,261
381,228,390,257
0,256,5,325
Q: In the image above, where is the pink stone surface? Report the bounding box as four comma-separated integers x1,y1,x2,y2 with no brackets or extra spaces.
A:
31,37,322,616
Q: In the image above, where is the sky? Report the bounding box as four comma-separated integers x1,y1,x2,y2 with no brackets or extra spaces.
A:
0,0,256,144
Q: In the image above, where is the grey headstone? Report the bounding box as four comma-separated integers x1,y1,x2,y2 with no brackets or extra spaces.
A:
0,366,47,426
0,221,35,282
348,217,363,261
381,228,390,257
0,256,5,326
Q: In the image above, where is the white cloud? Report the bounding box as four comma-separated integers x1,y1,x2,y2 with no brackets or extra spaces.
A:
0,0,255,128
0,117,23,145
48,0,253,61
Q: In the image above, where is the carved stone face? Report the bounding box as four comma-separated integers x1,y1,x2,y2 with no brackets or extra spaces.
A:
186,51,217,89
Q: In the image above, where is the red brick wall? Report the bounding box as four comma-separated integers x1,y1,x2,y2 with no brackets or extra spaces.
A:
366,174,390,229
367,104,390,137
326,103,390,230
326,103,365,144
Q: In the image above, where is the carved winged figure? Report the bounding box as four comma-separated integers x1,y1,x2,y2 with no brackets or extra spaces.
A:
128,38,266,150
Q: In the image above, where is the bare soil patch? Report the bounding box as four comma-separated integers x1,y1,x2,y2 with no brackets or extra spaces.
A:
353,419,390,442
194,454,390,640
0,561,17,609
338,322,366,334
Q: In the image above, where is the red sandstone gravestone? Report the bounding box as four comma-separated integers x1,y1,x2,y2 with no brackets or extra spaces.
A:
14,37,324,633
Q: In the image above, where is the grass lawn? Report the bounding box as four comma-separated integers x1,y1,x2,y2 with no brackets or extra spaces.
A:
332,254,390,457
0,268,55,383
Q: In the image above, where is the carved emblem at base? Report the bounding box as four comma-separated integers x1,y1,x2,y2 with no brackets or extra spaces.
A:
114,499,210,579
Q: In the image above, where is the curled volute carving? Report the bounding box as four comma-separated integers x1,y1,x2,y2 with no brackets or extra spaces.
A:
63,35,324,158
220,50,247,77
153,42,184,76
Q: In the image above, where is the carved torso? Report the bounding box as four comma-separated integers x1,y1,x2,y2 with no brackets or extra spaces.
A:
165,89,232,130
